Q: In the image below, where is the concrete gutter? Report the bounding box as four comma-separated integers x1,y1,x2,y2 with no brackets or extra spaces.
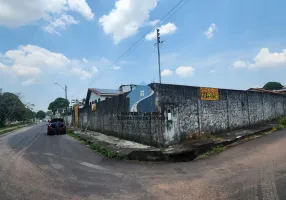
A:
69,122,278,162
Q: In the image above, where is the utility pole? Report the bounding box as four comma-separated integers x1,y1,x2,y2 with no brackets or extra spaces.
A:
54,82,67,100
156,28,162,84
65,85,68,100
54,82,68,116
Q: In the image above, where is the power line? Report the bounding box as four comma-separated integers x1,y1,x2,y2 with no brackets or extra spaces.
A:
88,0,190,86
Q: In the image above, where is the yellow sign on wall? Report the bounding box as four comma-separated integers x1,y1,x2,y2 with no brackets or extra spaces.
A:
92,103,96,112
200,87,219,100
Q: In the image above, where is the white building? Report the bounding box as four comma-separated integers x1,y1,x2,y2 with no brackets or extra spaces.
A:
85,88,123,106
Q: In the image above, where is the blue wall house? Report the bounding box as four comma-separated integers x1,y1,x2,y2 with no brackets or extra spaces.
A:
127,84,156,112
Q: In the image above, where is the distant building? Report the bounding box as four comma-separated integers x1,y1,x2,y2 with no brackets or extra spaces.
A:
85,88,123,106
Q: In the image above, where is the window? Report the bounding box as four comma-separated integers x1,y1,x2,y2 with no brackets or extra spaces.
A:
140,90,144,97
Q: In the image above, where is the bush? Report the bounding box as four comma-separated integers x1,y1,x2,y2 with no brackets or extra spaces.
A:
280,117,286,126
276,124,285,130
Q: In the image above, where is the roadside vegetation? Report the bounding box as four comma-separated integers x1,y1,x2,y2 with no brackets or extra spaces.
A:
272,117,286,131
198,118,286,160
67,129,126,160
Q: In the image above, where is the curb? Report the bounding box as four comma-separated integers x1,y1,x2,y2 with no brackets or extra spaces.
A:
69,125,276,162
128,126,275,162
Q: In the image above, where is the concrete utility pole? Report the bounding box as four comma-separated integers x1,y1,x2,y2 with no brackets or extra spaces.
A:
156,28,162,84
65,85,68,100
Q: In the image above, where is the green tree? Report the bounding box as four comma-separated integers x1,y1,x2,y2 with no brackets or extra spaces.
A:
36,110,46,119
23,108,35,122
0,92,25,126
46,111,53,118
263,82,283,90
48,98,70,114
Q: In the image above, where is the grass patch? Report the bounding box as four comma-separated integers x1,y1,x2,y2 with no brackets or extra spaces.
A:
274,124,285,131
67,129,126,160
280,117,286,126
0,124,30,135
198,145,228,159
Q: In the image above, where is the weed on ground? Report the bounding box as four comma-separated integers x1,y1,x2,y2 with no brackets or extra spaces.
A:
67,129,126,160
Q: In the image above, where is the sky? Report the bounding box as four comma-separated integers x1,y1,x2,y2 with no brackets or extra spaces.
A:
1,0,286,111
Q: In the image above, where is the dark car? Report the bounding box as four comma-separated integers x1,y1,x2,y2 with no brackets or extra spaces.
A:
47,118,66,135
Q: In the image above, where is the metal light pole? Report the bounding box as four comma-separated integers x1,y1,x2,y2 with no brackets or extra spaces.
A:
54,82,68,116
54,82,67,100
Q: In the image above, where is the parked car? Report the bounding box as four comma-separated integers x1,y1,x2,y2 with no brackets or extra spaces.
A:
47,118,66,135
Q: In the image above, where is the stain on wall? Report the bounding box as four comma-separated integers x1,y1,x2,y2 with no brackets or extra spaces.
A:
151,83,286,146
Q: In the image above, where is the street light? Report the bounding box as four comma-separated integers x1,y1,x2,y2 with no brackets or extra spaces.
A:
54,82,70,116
54,82,67,100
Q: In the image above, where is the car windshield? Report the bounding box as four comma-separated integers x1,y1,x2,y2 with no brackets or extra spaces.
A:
51,118,64,123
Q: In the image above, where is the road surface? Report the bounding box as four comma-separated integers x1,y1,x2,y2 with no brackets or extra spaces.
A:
1,124,286,200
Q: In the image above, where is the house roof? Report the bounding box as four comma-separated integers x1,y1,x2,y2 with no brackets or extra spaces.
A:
119,84,137,88
247,88,281,94
88,88,122,96
85,88,123,106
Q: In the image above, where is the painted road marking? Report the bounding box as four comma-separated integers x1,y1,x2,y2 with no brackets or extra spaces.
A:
80,162,107,171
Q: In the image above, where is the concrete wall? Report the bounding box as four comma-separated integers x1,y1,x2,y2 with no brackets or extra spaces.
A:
66,83,285,147
151,83,286,146
77,94,165,147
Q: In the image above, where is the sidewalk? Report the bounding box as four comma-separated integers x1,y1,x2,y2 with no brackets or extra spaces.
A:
69,121,279,162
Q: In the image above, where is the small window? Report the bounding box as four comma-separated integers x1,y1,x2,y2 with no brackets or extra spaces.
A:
140,90,145,97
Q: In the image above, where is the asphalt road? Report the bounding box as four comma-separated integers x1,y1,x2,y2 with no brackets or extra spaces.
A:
1,124,286,200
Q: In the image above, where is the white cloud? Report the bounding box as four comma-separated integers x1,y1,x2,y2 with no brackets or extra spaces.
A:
232,48,286,70
204,23,217,39
22,78,38,86
91,66,98,73
176,66,195,77
67,0,94,20
161,69,173,77
0,0,94,34
82,58,88,63
0,45,100,85
232,60,247,68
12,65,42,76
99,0,159,44
43,14,79,35
71,67,94,80
113,66,121,70
148,19,160,26
145,22,177,41
5,45,70,70
249,48,286,68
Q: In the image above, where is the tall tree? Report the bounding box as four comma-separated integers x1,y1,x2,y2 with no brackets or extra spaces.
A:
263,82,283,90
46,111,53,118
48,97,70,114
23,108,35,122
36,110,46,119
0,92,25,126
